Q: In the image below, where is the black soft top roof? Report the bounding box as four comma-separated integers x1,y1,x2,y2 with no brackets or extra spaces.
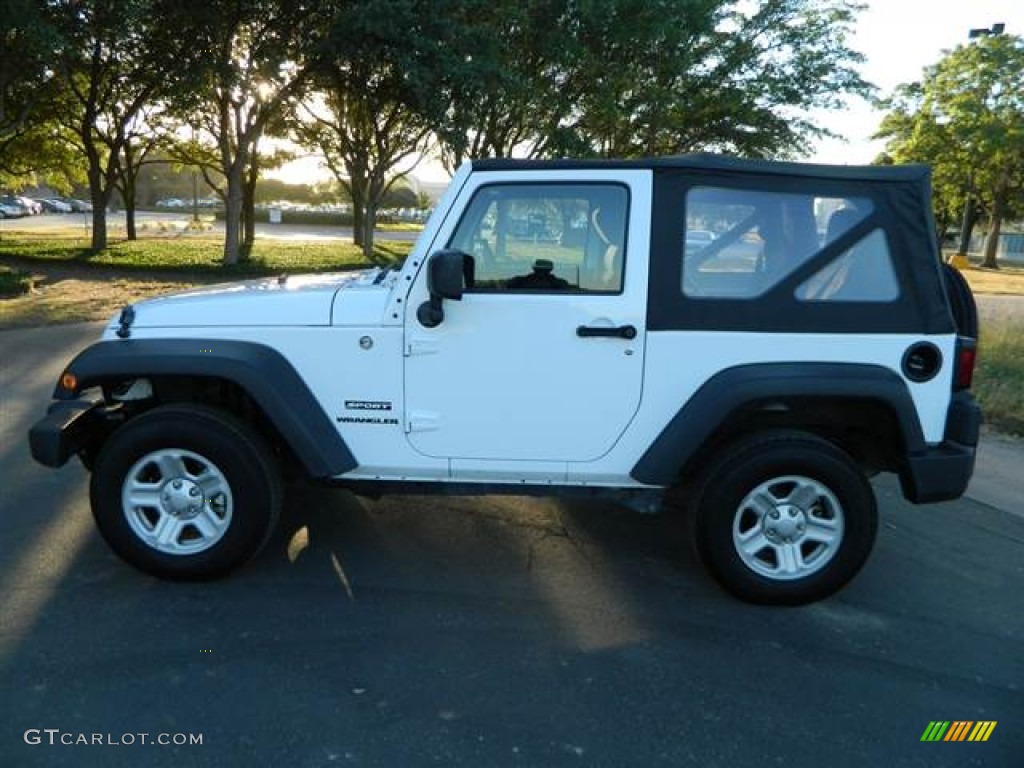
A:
471,153,929,183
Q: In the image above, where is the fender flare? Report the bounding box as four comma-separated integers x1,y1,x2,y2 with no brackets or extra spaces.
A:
55,339,357,479
630,362,925,485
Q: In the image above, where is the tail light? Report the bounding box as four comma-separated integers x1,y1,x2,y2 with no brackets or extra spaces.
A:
954,337,977,391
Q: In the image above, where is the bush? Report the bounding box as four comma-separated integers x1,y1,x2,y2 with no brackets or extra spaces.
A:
0,265,32,296
974,319,1024,435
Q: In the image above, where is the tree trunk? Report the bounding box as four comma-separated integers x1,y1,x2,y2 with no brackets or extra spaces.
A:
351,186,366,247
241,204,255,257
222,165,244,265
88,166,108,252
90,204,108,252
125,195,137,241
121,142,138,241
122,168,138,241
362,199,376,261
240,158,259,255
981,182,1007,269
241,170,257,258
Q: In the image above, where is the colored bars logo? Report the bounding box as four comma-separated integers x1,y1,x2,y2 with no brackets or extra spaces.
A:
921,721,997,742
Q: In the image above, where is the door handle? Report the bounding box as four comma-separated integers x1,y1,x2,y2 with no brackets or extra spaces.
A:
576,324,637,340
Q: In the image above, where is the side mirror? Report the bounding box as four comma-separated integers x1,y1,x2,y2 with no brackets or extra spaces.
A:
417,250,473,327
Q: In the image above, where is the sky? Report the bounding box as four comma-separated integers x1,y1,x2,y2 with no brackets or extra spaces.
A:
809,0,1023,165
273,0,1023,186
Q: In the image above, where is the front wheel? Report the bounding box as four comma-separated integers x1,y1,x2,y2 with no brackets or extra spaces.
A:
90,404,282,580
693,431,877,605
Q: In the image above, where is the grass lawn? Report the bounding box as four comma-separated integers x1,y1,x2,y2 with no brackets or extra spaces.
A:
974,318,1024,436
0,233,409,276
0,235,412,329
960,264,1024,296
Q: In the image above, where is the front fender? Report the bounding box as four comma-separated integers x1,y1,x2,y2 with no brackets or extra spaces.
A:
53,339,356,479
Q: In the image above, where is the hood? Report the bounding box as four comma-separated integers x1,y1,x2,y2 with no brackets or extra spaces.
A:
113,270,384,328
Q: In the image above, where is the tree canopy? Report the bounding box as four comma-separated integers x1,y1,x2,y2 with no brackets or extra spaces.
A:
876,34,1024,268
4,0,872,262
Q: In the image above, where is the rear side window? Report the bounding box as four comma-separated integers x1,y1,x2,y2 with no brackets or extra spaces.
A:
447,184,629,293
797,229,899,303
683,187,873,299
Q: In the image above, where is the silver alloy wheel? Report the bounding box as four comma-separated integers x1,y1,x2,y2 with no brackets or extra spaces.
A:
731,475,844,581
121,448,234,555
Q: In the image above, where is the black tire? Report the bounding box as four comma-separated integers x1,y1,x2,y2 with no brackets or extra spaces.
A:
90,404,282,580
693,431,877,605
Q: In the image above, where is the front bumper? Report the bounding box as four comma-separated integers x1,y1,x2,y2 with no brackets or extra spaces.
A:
899,393,982,504
28,398,107,468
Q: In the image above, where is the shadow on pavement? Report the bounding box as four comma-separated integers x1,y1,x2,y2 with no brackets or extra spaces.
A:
1,323,1020,766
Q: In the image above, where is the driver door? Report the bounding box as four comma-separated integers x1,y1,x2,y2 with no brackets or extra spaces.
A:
403,175,650,467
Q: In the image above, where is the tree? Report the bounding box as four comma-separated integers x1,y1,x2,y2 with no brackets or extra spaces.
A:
45,0,200,251
876,34,1024,268
0,0,71,185
113,105,172,240
174,0,327,264
875,82,972,241
433,0,573,169
291,0,447,257
433,0,870,167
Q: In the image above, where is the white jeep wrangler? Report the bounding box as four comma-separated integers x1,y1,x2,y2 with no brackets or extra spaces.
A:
29,155,981,604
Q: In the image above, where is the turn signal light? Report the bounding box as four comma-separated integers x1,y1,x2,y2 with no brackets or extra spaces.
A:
60,372,78,392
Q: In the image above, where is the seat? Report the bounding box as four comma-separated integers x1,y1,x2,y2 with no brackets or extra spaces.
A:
585,205,622,290
799,208,863,300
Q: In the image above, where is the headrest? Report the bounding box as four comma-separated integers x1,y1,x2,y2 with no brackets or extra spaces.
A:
826,208,863,244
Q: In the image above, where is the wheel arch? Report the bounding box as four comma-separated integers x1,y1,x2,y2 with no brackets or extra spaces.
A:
631,362,925,486
55,339,356,479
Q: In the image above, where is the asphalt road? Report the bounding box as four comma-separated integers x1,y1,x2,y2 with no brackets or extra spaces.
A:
1,322,1022,767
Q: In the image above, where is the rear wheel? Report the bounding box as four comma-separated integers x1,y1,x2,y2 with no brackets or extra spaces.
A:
693,431,877,605
90,404,282,580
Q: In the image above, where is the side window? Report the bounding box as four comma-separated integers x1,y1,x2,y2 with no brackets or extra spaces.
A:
797,229,899,302
682,187,873,299
448,184,628,293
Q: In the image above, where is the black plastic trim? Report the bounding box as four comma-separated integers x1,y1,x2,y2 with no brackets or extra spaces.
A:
901,341,943,383
941,263,979,338
28,398,105,467
630,363,925,485
53,339,357,478
898,391,981,503
577,324,637,339
943,391,982,447
900,442,976,504
472,154,932,182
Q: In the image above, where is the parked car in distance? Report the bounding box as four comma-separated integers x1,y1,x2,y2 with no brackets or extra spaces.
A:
685,228,716,253
63,198,93,213
22,196,42,214
0,195,32,218
37,198,73,213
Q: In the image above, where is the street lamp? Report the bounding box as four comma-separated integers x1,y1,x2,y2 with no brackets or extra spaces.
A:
968,23,1005,38
954,23,1005,263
